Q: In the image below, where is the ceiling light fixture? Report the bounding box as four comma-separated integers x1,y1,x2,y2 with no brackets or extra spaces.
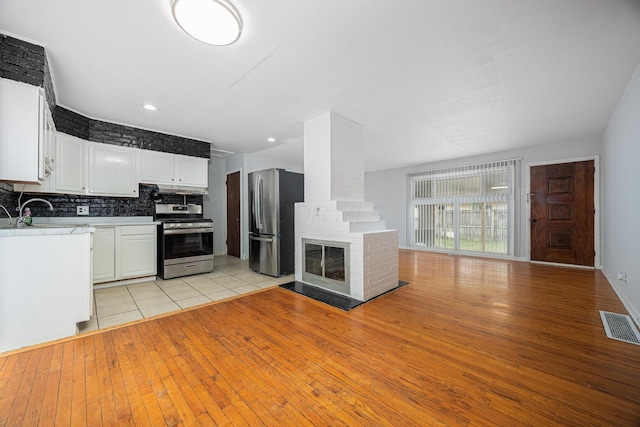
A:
143,104,158,111
267,137,276,143
172,0,242,46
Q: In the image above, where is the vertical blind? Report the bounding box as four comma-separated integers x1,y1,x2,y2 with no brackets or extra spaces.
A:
408,160,515,255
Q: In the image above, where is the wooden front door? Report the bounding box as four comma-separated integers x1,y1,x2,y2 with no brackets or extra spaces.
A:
226,171,241,258
530,160,594,266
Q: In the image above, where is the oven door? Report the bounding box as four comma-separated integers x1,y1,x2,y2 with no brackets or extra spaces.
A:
162,227,214,262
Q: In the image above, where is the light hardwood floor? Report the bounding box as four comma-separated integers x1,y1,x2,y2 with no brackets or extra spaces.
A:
1,250,639,426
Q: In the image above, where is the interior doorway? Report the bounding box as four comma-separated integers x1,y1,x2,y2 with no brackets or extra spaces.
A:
529,160,595,266
226,171,241,258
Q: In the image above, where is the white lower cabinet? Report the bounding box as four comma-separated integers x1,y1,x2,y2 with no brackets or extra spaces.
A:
93,224,157,284
120,226,157,279
0,230,93,353
92,227,116,282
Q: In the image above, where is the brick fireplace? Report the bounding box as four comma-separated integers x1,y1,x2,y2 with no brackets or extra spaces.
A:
294,111,398,301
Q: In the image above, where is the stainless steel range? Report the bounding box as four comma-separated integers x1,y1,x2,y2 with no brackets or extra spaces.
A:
155,204,214,279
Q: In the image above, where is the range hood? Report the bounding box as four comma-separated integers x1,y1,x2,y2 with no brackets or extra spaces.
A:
155,184,208,195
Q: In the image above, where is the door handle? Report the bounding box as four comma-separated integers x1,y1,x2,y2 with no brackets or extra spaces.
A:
250,235,273,242
530,218,537,223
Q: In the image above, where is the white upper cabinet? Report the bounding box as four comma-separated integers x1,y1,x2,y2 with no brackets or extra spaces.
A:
139,150,208,188
14,108,56,193
88,143,138,197
139,150,175,184
175,154,208,187
55,132,87,193
0,78,47,183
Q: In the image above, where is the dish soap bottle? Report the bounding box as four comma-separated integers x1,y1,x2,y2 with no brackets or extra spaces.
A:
24,207,32,226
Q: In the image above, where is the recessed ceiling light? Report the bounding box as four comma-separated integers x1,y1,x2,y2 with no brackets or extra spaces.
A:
267,137,276,143
172,0,242,46
143,104,158,111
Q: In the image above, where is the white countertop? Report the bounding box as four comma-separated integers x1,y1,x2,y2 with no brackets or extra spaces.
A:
0,216,159,237
34,216,158,225
0,224,96,237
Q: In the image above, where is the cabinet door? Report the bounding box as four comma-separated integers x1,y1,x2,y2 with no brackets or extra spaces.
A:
93,227,116,283
139,150,175,185
176,155,208,187
120,226,157,279
0,78,41,183
88,143,138,197
16,109,57,194
55,132,87,193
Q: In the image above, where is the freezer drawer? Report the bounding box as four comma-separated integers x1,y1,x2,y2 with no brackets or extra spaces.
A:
249,234,279,277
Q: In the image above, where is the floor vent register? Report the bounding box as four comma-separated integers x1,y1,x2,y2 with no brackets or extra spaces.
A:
599,311,640,345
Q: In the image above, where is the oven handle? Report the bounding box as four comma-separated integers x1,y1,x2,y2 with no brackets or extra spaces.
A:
163,227,213,235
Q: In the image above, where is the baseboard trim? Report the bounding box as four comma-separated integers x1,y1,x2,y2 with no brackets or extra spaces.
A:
602,269,640,330
93,275,156,289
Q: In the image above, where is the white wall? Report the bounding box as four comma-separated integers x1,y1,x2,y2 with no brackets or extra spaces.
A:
602,61,640,324
203,156,227,255
365,137,602,258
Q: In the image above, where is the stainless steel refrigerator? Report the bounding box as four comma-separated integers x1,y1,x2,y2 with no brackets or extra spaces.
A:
249,168,304,277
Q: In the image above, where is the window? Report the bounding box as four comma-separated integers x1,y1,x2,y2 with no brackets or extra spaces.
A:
409,160,515,256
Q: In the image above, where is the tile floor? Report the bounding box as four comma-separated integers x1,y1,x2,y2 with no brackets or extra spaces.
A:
78,255,293,333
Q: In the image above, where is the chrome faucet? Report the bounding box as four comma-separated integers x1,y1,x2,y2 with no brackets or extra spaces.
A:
17,198,54,227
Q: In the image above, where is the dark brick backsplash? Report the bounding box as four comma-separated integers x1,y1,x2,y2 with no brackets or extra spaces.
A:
0,184,17,214
9,185,203,218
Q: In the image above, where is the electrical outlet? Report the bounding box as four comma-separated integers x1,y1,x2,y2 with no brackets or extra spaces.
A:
618,272,628,282
77,206,89,216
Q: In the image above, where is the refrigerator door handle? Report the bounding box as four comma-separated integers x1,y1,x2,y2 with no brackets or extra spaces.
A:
256,175,264,230
249,235,274,243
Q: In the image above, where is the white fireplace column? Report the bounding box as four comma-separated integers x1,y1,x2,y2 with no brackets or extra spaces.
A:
295,111,399,301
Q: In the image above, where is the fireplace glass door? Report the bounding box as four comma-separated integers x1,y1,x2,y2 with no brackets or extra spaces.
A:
303,239,349,294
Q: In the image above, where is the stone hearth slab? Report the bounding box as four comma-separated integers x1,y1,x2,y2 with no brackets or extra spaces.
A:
280,280,409,311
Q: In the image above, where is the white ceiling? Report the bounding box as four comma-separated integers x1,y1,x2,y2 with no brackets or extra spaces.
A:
1,0,640,172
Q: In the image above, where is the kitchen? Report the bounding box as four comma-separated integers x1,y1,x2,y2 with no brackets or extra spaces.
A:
0,33,301,352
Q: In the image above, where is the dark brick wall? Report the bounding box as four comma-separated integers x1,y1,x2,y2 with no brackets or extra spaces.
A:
52,106,91,140
12,185,203,218
53,108,210,159
0,33,56,110
88,117,210,158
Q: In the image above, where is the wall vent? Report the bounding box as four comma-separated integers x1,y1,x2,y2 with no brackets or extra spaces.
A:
599,311,640,345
